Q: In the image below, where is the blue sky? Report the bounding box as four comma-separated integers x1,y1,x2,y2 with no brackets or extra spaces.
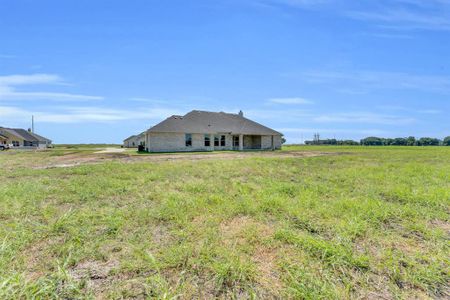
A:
0,0,449,144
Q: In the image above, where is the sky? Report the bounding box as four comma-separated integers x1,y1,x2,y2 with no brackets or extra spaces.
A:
0,0,449,144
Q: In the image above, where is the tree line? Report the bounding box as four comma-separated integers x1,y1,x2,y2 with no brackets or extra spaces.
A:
305,139,359,145
305,136,450,146
360,136,450,146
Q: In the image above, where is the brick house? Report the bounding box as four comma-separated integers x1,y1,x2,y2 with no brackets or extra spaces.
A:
123,132,146,148
145,110,283,152
0,127,52,149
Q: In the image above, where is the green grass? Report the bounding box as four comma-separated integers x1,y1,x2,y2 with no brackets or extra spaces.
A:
0,146,449,299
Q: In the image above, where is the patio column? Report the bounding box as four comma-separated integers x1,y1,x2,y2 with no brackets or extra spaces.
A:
239,134,243,151
210,134,214,151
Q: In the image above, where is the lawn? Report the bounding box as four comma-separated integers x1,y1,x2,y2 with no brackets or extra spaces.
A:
0,146,449,299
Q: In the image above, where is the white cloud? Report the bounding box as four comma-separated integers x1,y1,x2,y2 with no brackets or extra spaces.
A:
279,127,386,134
255,0,331,8
255,0,450,32
346,9,450,31
345,0,450,31
0,54,16,59
268,97,313,105
0,73,103,101
129,97,169,104
239,108,416,126
244,108,312,120
418,109,442,114
0,105,182,124
0,74,62,86
294,70,450,94
0,90,103,101
312,112,415,125
377,105,443,115
0,105,27,117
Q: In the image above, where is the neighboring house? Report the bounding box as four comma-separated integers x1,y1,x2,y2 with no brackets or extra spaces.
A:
123,132,145,148
145,110,283,152
0,127,52,149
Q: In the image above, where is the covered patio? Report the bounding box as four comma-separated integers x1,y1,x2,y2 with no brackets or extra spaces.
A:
232,134,267,150
243,135,262,150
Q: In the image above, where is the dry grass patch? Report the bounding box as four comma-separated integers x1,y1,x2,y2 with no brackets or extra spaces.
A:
219,216,285,297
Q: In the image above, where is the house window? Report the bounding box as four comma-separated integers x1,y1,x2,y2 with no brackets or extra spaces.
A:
185,134,192,147
214,135,219,146
233,136,239,147
220,135,226,146
12,141,19,147
204,135,210,147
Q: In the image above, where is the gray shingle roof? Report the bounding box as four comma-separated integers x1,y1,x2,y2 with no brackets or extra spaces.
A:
148,110,282,136
11,129,41,141
28,132,52,143
124,131,145,142
0,127,51,142
124,135,137,142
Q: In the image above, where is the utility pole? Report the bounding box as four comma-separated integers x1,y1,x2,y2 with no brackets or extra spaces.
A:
32,115,34,133
313,133,320,145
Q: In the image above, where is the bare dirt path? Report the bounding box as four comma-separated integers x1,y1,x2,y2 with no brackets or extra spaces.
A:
35,151,344,169
94,148,126,154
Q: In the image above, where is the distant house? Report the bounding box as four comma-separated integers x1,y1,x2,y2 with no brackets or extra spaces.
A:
145,110,283,152
123,132,145,148
0,127,52,149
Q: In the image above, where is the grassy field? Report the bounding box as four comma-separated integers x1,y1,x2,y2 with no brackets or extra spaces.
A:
0,146,448,299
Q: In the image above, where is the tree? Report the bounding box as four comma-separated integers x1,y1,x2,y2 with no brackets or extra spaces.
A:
417,137,440,146
281,137,286,144
392,138,407,146
384,138,394,146
341,140,359,145
406,136,416,146
361,137,383,146
443,136,450,146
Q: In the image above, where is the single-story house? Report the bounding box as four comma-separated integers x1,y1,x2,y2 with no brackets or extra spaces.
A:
0,127,52,149
0,133,8,146
145,110,283,152
123,131,146,148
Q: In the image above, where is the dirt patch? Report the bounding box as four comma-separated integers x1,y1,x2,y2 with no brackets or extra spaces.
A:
34,152,130,169
219,216,274,246
32,150,342,169
94,148,126,154
429,219,450,237
151,224,171,246
70,259,118,286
